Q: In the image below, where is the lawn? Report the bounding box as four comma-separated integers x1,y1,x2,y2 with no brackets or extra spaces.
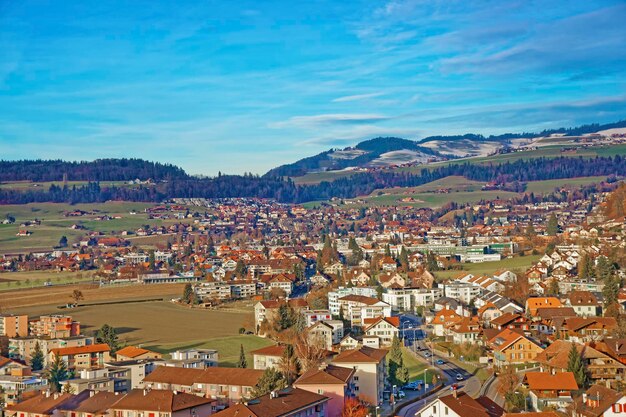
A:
0,270,95,291
9,299,270,365
354,190,521,208
433,254,541,280
0,180,132,191
0,202,178,253
401,347,438,384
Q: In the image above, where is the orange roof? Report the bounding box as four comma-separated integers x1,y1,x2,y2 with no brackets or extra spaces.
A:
431,308,462,325
524,371,578,391
116,346,159,358
51,343,110,357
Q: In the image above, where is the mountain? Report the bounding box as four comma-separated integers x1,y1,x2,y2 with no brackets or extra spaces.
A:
265,137,445,177
266,120,626,177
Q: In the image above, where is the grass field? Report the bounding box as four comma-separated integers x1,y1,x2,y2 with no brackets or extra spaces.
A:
0,270,96,291
8,299,272,366
524,176,607,193
352,190,521,208
0,202,178,253
0,282,185,309
401,347,438,383
433,254,541,280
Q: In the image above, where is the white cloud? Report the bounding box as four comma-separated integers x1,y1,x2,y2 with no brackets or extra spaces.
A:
332,92,386,103
269,113,392,129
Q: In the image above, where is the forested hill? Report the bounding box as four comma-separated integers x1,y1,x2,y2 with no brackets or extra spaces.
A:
0,155,624,204
0,159,188,182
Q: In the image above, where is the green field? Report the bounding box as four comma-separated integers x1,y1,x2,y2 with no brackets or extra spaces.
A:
433,254,541,281
10,300,272,365
401,347,438,383
524,176,607,193
0,202,178,253
351,190,521,208
0,270,96,291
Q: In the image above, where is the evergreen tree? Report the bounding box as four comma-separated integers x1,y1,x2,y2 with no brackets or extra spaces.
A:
235,260,247,278
596,256,614,281
388,335,407,386
182,283,193,304
546,214,559,236
578,254,595,281
399,247,409,271
250,367,285,398
31,341,45,371
566,343,588,388
45,353,68,393
278,344,300,385
237,344,247,368
603,275,620,307
148,250,155,270
277,304,292,330
96,324,120,354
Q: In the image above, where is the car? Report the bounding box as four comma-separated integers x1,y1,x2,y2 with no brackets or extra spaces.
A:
436,359,445,365
456,374,464,381
423,352,431,358
396,390,405,399
403,382,419,391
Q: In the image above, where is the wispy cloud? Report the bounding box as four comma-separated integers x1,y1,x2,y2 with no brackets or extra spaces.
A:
332,92,385,102
269,113,392,129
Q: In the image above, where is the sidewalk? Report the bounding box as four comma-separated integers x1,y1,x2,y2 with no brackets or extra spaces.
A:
379,383,443,417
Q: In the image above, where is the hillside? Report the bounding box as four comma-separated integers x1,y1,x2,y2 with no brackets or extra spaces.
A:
268,120,626,178
265,137,445,177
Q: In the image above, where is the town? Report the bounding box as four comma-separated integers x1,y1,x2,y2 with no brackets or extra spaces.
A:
0,179,624,417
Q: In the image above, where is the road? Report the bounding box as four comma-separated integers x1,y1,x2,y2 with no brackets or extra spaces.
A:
393,315,481,417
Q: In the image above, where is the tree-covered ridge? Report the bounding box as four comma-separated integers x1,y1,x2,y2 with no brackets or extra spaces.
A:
265,137,444,177
0,154,623,204
0,158,188,182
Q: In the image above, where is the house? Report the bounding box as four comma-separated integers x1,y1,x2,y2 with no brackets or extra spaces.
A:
294,365,355,417
110,389,214,417
523,371,578,411
378,272,405,289
346,269,371,286
62,391,123,417
600,338,626,365
567,291,601,317
559,317,617,342
431,309,462,337
535,340,625,390
415,391,504,417
0,355,31,375
141,366,263,406
570,384,626,417
336,295,391,328
168,349,218,368
308,322,336,350
304,310,333,327
487,328,543,366
489,313,530,332
364,317,399,347
49,344,111,372
116,346,162,361
331,346,387,406
526,298,563,316
5,392,89,417
251,345,287,370
210,388,328,417
448,317,482,345
254,299,309,335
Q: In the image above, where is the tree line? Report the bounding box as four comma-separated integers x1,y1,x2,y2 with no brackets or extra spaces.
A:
0,155,624,205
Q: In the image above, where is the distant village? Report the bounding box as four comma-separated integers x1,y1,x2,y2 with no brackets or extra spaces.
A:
0,182,625,417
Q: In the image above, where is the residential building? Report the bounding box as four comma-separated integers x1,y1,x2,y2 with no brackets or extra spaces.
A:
30,315,81,338
49,343,111,372
168,349,218,368
116,346,162,361
336,295,391,328
254,299,309,335
567,291,602,317
415,392,504,417
364,317,399,347
294,365,355,417
487,328,543,366
571,384,626,417
0,315,28,338
62,391,123,417
110,389,214,417
5,391,90,417
9,336,94,364
523,371,578,411
252,345,286,370
328,287,377,316
332,346,387,406
210,388,328,417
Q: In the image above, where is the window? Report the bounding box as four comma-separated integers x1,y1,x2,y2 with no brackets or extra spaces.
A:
445,407,448,415
354,376,359,381
433,406,436,413
232,386,237,392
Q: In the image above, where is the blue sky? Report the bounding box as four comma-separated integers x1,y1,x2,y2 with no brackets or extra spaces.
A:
1,0,625,175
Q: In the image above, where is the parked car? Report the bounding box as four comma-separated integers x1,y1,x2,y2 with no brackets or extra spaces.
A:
396,390,406,399
403,382,419,391
456,374,464,381
423,352,431,358
436,359,445,365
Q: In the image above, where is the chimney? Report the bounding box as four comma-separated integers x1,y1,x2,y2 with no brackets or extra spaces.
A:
45,390,51,398
582,393,587,405
143,389,148,396
452,387,457,399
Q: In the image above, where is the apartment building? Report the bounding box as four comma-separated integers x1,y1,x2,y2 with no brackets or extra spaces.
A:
336,295,391,328
328,287,377,316
0,314,29,338
49,344,111,372
30,315,80,338
332,346,387,406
